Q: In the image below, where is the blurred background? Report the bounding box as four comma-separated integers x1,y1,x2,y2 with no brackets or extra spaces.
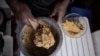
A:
0,0,100,56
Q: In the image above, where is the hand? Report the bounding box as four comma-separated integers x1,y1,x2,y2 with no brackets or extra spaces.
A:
50,0,70,23
13,3,36,25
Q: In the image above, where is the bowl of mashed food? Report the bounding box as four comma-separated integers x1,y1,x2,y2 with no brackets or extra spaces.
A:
61,13,87,38
20,17,63,56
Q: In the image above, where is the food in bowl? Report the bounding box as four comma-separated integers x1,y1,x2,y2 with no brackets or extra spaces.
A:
21,19,61,56
62,19,83,37
34,20,55,49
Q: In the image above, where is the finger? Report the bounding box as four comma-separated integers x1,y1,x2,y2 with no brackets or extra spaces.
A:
23,18,30,25
57,11,65,23
50,7,58,17
50,11,56,17
28,17,37,22
27,12,37,22
50,2,61,18
16,15,30,25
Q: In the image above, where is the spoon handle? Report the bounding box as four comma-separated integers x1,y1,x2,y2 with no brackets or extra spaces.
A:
28,18,38,30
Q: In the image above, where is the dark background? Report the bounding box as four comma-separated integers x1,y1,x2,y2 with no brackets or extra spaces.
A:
72,0,100,32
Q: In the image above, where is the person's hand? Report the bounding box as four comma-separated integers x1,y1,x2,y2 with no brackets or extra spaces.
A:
50,0,70,23
13,3,36,25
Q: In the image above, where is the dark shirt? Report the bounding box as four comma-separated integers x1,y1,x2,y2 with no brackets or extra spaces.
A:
22,0,58,17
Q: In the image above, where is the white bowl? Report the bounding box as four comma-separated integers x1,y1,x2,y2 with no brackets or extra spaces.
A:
60,13,87,38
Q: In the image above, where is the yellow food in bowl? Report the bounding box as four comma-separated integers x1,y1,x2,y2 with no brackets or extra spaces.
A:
34,20,55,49
62,19,83,37
22,19,55,49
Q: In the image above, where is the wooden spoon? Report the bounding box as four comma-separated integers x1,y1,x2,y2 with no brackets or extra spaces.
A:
28,18,38,30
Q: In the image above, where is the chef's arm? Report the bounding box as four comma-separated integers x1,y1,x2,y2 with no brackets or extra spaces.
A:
5,0,21,12
5,0,36,25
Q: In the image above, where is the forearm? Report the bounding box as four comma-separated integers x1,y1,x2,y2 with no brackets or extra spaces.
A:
5,0,35,25
5,0,26,13
5,0,19,10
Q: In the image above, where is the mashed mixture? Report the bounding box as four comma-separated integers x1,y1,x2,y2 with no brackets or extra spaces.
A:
34,20,55,49
22,20,55,49
62,19,83,37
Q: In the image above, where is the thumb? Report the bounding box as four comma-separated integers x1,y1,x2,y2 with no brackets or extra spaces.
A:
23,17,37,25
23,18,30,25
50,8,57,17
27,17,37,25
50,11,56,17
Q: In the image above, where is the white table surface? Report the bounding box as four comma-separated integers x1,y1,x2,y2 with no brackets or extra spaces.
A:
92,30,100,56
19,17,95,56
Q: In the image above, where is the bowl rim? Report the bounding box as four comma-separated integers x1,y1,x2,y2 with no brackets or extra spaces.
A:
19,17,63,56
61,13,87,38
